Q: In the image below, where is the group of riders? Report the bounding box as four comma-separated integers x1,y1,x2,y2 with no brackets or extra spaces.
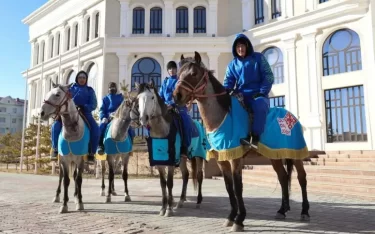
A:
49,34,274,162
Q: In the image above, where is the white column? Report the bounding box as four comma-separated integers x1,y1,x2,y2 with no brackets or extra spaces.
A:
242,0,251,31
79,11,86,44
119,0,130,37
164,1,173,36
285,0,294,18
145,7,150,36
208,0,218,36
264,0,270,24
162,52,175,79
301,30,323,150
31,40,36,67
207,52,220,77
117,52,130,88
305,0,314,12
282,36,298,115
189,6,194,36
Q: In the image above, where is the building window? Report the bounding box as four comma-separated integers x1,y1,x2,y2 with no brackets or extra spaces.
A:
0,117,5,123
12,119,16,124
322,29,362,76
66,27,71,51
325,85,367,142
35,43,39,65
271,0,281,19
194,6,206,33
86,17,90,42
0,128,5,134
150,7,162,34
87,63,98,91
57,33,60,55
50,37,54,58
41,41,45,62
254,0,264,24
0,107,6,112
320,0,329,3
13,108,17,113
133,7,145,34
74,24,78,47
270,96,285,108
66,70,76,84
176,6,189,33
262,47,284,84
95,12,100,38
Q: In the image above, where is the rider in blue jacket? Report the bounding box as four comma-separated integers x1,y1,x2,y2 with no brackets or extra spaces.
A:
97,82,135,155
50,71,99,162
159,61,193,155
224,33,274,149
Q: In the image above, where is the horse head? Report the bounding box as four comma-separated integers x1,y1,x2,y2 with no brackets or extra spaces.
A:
40,82,74,121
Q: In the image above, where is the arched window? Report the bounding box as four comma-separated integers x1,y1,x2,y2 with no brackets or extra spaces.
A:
255,0,264,24
262,47,284,84
49,36,54,58
95,12,100,38
56,33,61,55
322,29,362,76
34,43,39,65
66,27,71,51
87,63,98,90
40,41,45,63
66,70,76,84
74,23,78,47
176,7,188,33
150,7,162,34
194,6,206,33
86,17,91,42
133,7,145,34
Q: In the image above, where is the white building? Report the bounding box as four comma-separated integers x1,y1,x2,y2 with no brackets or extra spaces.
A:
0,97,27,135
22,0,375,151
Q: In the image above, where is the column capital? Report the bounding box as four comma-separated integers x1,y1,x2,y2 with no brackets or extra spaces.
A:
207,52,221,59
77,10,86,18
162,52,175,58
163,0,173,6
301,29,317,39
118,0,130,3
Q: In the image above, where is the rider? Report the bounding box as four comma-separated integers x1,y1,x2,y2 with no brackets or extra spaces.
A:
159,61,193,156
50,70,99,162
97,82,135,155
223,33,274,149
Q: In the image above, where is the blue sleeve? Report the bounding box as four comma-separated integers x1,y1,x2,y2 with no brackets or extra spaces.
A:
158,79,167,103
223,63,236,91
259,54,274,96
84,87,98,112
99,96,109,120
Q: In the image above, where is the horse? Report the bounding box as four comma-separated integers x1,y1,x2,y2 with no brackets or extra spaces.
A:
173,52,310,231
130,81,208,216
40,83,88,213
96,96,134,203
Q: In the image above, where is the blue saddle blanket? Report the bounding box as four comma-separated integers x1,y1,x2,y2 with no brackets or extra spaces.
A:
103,122,133,155
58,123,90,156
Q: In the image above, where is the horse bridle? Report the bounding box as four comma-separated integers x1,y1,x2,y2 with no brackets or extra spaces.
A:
43,86,73,118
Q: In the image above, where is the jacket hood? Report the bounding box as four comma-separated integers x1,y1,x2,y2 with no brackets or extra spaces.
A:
75,71,89,85
232,33,254,58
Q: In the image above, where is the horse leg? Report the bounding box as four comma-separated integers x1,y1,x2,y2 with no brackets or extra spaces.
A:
229,158,246,232
217,160,237,228
158,166,168,216
111,155,119,196
196,157,204,209
75,159,84,211
122,153,131,202
59,159,70,214
165,166,175,217
106,156,114,203
177,156,188,208
100,160,106,196
294,160,310,221
272,159,291,219
73,165,78,203
53,161,63,203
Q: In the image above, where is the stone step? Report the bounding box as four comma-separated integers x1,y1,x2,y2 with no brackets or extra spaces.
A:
312,161,375,167
311,157,375,162
318,154,375,159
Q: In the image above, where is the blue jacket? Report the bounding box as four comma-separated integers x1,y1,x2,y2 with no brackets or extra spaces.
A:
99,93,124,120
159,75,188,111
223,34,274,99
70,83,97,115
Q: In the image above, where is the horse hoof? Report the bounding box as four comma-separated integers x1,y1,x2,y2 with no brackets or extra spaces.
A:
76,203,84,211
165,209,173,217
176,200,184,209
230,224,244,232
105,197,111,203
300,214,310,222
159,209,166,216
223,220,234,227
52,196,60,203
124,195,131,202
196,204,201,209
111,191,117,196
100,191,105,197
59,206,68,214
275,212,286,220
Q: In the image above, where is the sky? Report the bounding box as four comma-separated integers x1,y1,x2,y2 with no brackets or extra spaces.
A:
0,0,48,100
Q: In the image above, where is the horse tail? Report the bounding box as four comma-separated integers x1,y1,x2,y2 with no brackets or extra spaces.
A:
191,157,198,192
285,159,294,193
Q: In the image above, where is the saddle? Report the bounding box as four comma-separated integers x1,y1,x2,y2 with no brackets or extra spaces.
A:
77,107,91,130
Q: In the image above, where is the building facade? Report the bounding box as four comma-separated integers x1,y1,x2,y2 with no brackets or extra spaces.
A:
0,97,27,135
23,0,375,151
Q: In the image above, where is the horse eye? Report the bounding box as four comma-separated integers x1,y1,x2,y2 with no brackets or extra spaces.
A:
56,94,60,97
152,96,154,100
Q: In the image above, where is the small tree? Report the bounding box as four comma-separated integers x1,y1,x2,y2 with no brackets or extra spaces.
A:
120,80,130,95
0,132,21,169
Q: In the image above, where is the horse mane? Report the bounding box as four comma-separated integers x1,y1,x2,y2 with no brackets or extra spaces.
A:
179,57,231,113
113,95,127,119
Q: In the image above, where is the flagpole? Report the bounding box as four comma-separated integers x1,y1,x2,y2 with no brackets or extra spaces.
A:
20,69,29,173
35,62,44,174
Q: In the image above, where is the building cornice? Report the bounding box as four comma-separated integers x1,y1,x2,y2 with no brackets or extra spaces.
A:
22,0,65,25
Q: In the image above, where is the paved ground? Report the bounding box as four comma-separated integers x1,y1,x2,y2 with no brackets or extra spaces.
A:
0,172,374,234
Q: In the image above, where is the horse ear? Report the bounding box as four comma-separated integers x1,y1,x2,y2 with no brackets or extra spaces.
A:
67,83,73,89
52,81,58,88
149,79,155,88
180,54,185,61
194,51,202,65
134,82,140,90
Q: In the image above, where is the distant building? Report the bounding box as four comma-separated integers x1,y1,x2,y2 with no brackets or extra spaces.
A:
0,96,27,135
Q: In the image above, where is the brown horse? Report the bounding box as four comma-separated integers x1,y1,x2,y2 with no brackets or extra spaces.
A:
173,52,310,232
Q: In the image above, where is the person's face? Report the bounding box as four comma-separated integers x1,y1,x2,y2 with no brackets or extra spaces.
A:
236,43,247,58
109,84,117,94
77,74,87,85
168,68,177,76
